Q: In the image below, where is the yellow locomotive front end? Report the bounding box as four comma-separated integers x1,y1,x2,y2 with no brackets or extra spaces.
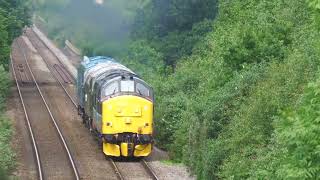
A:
77,57,154,158
101,80,154,157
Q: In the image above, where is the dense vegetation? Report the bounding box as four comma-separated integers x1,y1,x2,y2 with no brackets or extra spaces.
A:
0,0,31,178
37,0,320,179
127,0,320,179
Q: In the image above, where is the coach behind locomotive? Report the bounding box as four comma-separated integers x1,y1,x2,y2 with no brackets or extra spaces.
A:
77,56,154,157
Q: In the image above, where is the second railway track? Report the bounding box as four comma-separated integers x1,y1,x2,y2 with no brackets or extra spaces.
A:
12,39,80,180
21,31,119,179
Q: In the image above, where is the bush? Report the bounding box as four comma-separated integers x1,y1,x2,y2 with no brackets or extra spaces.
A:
0,0,31,177
0,116,15,173
0,167,9,180
250,80,320,179
0,66,14,177
145,0,320,179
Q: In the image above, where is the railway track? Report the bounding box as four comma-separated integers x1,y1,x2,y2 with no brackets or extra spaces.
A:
11,39,80,179
24,28,159,180
11,54,43,180
141,159,160,180
109,158,159,180
26,29,75,85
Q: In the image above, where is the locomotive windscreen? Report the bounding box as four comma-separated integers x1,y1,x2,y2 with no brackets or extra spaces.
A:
121,81,135,92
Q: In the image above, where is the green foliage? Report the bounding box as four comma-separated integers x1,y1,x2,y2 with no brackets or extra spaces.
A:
0,116,15,173
128,0,320,179
0,14,10,68
251,80,320,179
0,0,31,68
0,66,14,177
122,40,164,78
133,1,217,67
0,66,10,111
155,20,215,67
0,0,31,177
308,0,320,9
0,167,9,180
133,0,217,38
274,81,320,179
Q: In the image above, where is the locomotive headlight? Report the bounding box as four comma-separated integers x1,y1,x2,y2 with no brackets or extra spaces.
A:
106,122,112,127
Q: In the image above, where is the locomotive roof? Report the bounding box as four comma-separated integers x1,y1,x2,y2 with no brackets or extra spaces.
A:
91,69,137,91
80,56,151,91
92,71,139,92
80,56,116,70
84,62,135,86
81,56,136,90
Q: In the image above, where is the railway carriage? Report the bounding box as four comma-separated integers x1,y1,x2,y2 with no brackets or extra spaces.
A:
77,56,154,157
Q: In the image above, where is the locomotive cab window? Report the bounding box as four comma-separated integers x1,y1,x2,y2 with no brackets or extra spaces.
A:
136,83,149,97
103,81,119,97
121,80,135,92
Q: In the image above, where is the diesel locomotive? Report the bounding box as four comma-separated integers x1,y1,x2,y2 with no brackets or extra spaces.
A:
77,56,154,157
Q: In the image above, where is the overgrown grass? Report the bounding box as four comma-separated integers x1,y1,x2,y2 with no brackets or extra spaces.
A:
0,66,14,178
0,116,15,179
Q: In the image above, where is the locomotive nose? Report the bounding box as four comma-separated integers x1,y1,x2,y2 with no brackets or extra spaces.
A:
101,95,153,157
102,95,153,135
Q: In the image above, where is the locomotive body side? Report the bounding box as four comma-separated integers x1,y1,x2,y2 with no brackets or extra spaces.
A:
77,56,154,157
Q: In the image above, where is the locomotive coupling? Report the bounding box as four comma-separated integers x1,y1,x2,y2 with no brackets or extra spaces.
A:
103,133,153,157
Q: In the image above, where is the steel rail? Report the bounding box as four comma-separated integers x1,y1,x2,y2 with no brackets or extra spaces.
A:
27,30,157,180
108,158,125,180
30,27,76,80
53,64,73,84
141,160,160,180
22,32,128,180
10,54,44,180
26,34,127,180
16,40,80,180
29,37,124,180
24,32,77,106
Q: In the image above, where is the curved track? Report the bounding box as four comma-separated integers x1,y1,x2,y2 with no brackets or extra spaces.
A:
11,54,43,180
11,39,80,179
26,27,160,180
